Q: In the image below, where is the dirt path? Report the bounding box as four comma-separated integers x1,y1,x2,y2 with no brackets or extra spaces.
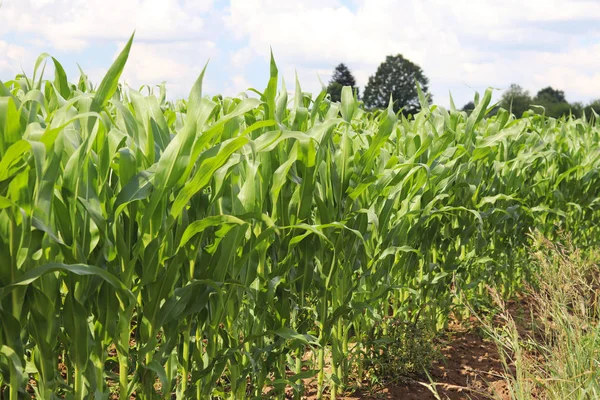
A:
303,298,535,400
369,317,512,400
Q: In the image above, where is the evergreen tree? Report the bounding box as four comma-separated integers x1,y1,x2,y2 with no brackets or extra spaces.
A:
327,63,359,102
362,54,430,115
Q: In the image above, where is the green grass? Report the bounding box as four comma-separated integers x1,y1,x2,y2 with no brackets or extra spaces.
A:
1,38,600,399
482,234,600,400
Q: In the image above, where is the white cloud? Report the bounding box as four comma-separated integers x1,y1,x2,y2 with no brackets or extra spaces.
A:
225,0,600,105
181,0,215,13
224,74,252,95
281,65,330,96
535,67,600,99
1,0,600,105
225,0,483,102
0,41,29,77
528,46,600,99
1,0,207,51
0,0,223,98
230,47,254,69
29,0,56,9
112,40,219,99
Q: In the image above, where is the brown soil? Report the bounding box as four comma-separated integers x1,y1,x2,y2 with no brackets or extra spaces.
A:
360,317,512,400
300,321,509,400
301,297,535,400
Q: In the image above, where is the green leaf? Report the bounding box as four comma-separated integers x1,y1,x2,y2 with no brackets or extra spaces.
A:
274,327,319,345
0,263,135,306
92,32,135,111
178,215,247,249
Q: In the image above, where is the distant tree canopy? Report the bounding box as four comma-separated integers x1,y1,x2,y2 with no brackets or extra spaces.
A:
584,99,600,119
499,84,595,119
325,61,597,121
461,101,475,112
363,54,430,115
531,86,573,118
500,84,533,118
327,63,359,103
534,86,567,103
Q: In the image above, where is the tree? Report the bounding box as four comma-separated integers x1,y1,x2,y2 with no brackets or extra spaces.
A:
327,63,359,103
584,99,600,119
534,86,566,103
533,86,570,118
570,102,584,118
500,84,532,117
362,54,430,115
532,86,578,118
461,101,475,113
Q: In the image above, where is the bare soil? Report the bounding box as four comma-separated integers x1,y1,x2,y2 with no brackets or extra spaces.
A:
300,321,509,400
301,297,535,400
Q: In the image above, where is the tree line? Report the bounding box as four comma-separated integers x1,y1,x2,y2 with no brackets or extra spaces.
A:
327,58,600,119
326,55,429,116
488,84,600,119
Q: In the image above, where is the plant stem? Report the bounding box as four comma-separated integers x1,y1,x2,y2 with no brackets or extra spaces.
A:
317,293,327,400
177,328,190,400
9,363,19,400
74,365,84,400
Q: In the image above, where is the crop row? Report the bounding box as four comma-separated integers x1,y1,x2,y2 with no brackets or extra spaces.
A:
1,37,599,399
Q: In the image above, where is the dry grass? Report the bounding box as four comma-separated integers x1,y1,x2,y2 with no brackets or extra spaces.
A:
481,232,600,400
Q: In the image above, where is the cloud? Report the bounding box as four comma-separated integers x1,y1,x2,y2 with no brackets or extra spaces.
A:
230,47,255,69
0,0,208,51
528,45,600,99
0,41,30,76
224,0,489,103
224,0,600,105
1,0,599,106
224,74,252,95
112,40,219,99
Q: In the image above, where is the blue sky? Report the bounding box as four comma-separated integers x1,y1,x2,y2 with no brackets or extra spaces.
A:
1,0,600,108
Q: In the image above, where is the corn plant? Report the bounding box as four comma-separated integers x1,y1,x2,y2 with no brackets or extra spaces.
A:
1,36,600,399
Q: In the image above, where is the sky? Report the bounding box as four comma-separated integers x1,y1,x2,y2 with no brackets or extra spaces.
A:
1,0,600,108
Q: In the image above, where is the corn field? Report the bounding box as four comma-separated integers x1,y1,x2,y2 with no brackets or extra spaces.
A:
1,36,600,399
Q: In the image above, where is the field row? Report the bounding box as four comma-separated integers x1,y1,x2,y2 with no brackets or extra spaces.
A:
1,38,600,399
